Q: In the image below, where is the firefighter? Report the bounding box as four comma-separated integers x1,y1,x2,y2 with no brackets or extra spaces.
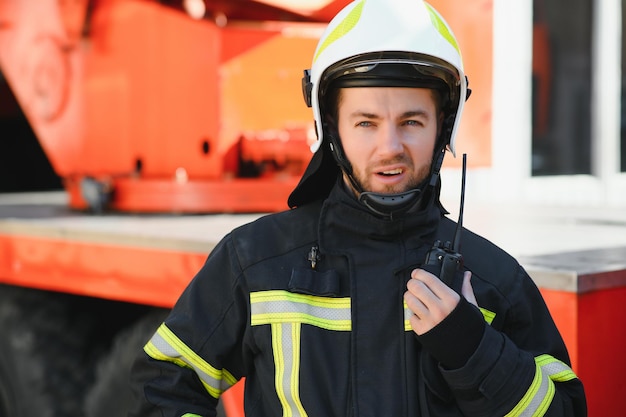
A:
129,1,587,416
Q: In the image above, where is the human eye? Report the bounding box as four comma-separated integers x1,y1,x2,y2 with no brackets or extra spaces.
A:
403,119,424,127
356,120,374,127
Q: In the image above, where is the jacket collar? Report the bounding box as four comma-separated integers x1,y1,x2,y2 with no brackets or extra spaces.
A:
317,179,443,253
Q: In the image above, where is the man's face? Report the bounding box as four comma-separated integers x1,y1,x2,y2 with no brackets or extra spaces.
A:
337,87,441,195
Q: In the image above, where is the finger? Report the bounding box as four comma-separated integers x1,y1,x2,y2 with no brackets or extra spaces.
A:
406,276,442,308
462,271,478,306
412,269,458,303
404,286,429,317
405,277,457,329
408,312,428,335
404,287,449,336
404,291,430,335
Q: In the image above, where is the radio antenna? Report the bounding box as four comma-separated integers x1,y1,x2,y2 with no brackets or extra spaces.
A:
422,153,468,289
452,154,467,252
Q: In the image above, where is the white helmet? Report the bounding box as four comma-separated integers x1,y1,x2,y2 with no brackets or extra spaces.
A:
303,0,468,155
290,0,470,211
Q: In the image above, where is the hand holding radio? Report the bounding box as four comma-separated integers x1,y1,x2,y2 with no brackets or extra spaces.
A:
404,269,476,335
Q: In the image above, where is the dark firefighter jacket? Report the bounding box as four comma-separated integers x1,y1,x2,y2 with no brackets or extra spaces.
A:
129,182,587,417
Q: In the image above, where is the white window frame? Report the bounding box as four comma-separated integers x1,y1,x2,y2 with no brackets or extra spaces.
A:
441,0,626,208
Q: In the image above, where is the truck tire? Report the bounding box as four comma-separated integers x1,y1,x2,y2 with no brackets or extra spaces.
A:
0,285,97,417
84,309,168,417
84,309,228,417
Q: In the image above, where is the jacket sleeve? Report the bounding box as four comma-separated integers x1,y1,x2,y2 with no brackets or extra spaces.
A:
128,233,249,417
433,265,587,417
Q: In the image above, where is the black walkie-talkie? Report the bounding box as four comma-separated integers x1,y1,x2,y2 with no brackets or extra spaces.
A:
423,154,467,290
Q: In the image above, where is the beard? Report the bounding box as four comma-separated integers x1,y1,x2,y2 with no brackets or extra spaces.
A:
348,155,432,195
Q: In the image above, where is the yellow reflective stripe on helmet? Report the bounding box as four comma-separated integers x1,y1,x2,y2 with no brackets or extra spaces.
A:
505,355,578,417
182,414,203,417
424,2,461,54
144,323,237,399
313,0,365,63
403,302,496,331
250,290,351,331
273,323,307,417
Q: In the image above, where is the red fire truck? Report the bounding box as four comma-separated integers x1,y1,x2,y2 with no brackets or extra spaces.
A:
8,2,617,417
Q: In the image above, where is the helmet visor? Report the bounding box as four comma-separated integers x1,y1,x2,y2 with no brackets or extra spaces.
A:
320,52,461,113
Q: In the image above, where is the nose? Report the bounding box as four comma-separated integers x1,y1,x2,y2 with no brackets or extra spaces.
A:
376,125,404,157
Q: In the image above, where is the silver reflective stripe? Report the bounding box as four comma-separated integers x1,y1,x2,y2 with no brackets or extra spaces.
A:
144,323,236,399
250,290,351,331
505,355,578,417
272,323,307,417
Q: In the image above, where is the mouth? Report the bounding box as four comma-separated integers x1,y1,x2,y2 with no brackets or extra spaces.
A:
378,168,403,176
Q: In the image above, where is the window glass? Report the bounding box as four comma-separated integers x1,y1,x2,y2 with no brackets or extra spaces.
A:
622,0,626,172
532,0,593,176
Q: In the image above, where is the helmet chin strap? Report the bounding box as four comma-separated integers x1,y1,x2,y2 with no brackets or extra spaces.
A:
358,188,422,217
341,147,447,218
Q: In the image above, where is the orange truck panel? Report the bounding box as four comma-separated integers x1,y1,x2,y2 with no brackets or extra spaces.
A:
0,231,206,307
540,286,626,417
0,0,324,212
0,0,492,212
431,0,493,169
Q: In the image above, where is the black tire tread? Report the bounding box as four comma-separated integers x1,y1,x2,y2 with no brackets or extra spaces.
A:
0,284,98,417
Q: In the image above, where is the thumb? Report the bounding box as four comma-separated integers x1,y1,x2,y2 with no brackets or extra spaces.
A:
462,271,477,307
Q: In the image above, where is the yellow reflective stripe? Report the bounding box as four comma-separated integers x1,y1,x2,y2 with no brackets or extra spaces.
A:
505,355,578,417
504,361,554,417
273,323,307,417
403,302,496,331
290,324,305,416
144,340,191,370
535,354,578,382
425,2,461,54
251,290,351,331
479,307,496,325
403,300,413,331
251,290,351,308
182,414,203,417
313,0,365,63
144,323,237,399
